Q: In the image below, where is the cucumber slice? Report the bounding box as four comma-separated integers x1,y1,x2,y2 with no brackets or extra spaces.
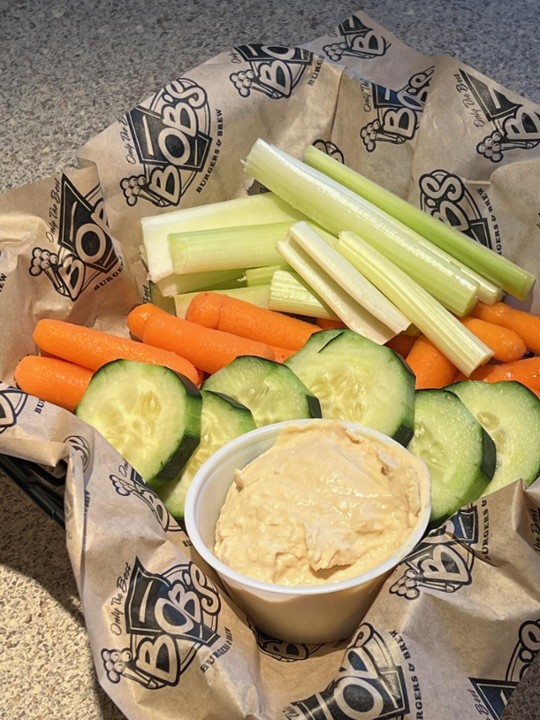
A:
159,389,257,519
202,355,321,426
75,359,202,489
407,389,496,524
285,329,415,444
447,380,540,496
293,327,343,353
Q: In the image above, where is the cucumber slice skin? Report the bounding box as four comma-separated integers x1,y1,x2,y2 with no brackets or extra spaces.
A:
202,355,322,427
293,328,344,355
159,389,257,520
286,329,415,445
407,389,496,524
75,359,202,489
447,380,540,496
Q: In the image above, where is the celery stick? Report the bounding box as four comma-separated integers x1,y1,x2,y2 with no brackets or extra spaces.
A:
304,144,535,301
168,222,291,274
288,222,410,334
244,140,479,316
337,230,493,376
277,235,396,344
244,263,290,286
148,281,176,313
174,285,271,318
375,213,503,305
269,269,338,320
157,268,246,297
141,192,305,282
397,222,504,306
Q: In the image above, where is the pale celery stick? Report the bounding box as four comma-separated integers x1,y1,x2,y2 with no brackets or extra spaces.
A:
174,285,271,318
141,191,305,283
157,268,246,297
168,222,291,274
269,269,338,320
244,263,290,286
337,230,493,375
304,144,534,301
277,235,396,344
304,151,502,306
288,222,409,334
244,139,479,317
396,220,503,306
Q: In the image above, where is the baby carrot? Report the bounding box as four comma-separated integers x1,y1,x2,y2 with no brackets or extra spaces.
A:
271,345,296,362
461,316,527,363
14,355,92,412
406,335,458,389
185,291,319,351
316,317,347,330
127,302,168,339
471,301,540,355
33,318,202,387
468,356,540,390
386,332,417,359
142,311,276,375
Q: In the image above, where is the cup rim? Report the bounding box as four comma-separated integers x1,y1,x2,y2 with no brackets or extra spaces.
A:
184,418,431,597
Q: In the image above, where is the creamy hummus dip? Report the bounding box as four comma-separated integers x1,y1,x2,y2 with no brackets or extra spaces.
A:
214,420,423,586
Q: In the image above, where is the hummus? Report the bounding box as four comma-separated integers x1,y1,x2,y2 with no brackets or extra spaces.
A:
214,420,423,586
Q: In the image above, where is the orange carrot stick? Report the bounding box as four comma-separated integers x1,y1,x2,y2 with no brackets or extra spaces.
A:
316,317,347,330
468,356,540,390
186,291,319,351
386,332,417,359
472,301,540,355
127,302,168,339
406,335,458,389
271,345,296,363
14,355,92,412
33,319,202,386
142,311,275,375
461,316,527,363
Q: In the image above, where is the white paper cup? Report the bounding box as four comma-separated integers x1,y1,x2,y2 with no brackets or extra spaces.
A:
184,419,431,643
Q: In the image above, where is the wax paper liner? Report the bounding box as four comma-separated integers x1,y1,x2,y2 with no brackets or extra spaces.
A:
1,9,539,720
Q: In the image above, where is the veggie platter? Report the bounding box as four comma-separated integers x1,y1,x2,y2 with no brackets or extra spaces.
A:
13,140,540,526
1,6,540,720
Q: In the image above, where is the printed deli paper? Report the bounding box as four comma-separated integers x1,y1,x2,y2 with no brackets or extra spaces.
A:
1,9,539,720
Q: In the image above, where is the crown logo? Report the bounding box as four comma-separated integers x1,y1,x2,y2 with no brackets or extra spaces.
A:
360,68,434,151
459,70,540,162
322,15,391,62
29,176,120,300
390,507,479,600
229,45,311,99
286,623,410,719
101,558,222,689
119,78,212,208
477,128,539,162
